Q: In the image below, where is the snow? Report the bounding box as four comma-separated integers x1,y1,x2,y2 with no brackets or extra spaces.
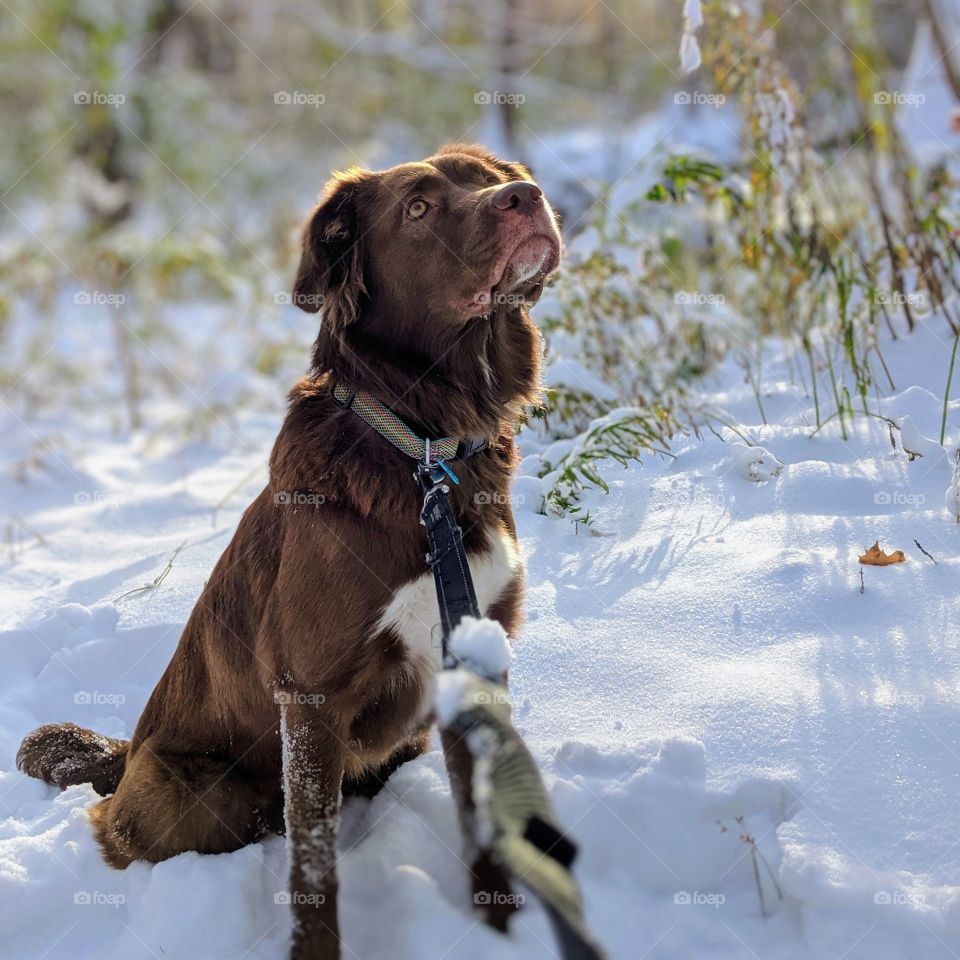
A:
898,413,943,461
544,358,619,403
726,441,784,482
447,616,512,679
2,314,960,959
434,670,471,727
947,459,960,522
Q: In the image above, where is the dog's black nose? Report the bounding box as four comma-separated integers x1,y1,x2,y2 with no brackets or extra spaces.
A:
492,181,543,215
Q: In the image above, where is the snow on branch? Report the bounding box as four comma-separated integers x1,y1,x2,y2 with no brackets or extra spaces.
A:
680,0,704,74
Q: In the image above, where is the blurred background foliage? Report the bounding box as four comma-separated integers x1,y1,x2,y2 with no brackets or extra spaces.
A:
1,0,958,511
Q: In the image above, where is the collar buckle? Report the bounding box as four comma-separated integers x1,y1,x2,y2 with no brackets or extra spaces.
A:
455,436,488,460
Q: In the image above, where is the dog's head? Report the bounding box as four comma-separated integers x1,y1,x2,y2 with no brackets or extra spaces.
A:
292,144,561,354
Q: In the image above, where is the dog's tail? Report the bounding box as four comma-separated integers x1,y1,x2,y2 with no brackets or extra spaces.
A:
17,723,129,797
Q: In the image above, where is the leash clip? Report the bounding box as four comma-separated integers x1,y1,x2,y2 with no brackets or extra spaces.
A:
416,461,447,493
423,438,459,484
417,458,458,490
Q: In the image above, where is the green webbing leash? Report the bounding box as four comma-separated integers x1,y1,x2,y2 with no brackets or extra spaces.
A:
441,671,607,960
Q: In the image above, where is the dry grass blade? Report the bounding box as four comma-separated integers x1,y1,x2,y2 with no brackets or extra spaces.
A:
114,540,187,602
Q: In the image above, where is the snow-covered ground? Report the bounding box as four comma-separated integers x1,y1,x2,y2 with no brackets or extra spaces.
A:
1,310,959,959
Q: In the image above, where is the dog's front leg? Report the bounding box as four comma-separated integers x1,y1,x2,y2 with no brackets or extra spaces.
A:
281,699,345,960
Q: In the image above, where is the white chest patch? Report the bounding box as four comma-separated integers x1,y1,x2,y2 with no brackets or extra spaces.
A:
375,529,520,678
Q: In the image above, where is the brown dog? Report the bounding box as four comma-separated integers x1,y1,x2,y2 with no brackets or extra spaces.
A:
17,143,562,958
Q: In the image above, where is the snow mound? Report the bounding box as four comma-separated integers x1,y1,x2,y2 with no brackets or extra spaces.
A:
727,441,784,482
947,463,960,522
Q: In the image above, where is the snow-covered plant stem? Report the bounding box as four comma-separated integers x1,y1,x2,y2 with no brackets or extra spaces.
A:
941,332,959,446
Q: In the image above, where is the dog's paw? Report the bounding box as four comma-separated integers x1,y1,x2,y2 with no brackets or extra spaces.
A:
16,722,127,795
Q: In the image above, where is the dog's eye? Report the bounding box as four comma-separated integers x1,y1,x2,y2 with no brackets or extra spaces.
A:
405,198,430,220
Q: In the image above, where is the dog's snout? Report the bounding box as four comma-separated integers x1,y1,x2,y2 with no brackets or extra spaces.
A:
492,181,543,215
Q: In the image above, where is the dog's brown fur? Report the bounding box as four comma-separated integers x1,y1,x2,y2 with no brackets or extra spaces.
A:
17,143,562,959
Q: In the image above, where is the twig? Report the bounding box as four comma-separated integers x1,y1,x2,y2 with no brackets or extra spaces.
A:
809,409,899,440
699,408,755,445
751,844,766,918
114,540,186,602
860,567,865,593
719,816,784,919
914,540,937,564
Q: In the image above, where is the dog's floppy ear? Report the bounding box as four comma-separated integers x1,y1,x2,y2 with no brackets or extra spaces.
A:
293,172,367,325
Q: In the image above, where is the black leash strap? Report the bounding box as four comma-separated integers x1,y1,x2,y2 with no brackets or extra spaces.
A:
417,464,480,666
